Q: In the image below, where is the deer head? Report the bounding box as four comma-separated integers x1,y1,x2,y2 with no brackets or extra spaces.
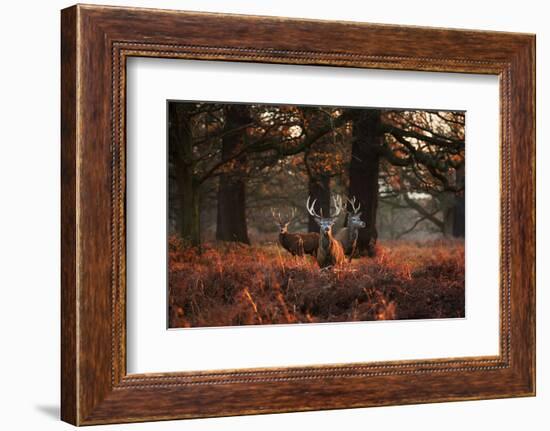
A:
306,195,344,236
271,207,297,234
346,196,366,229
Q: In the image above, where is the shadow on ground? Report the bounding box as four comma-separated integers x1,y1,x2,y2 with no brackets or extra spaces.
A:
35,404,59,420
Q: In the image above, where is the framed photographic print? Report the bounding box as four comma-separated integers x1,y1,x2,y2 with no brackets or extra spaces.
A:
61,4,535,425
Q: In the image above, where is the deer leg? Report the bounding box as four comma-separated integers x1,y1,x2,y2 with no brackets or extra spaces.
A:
348,240,357,263
298,238,305,257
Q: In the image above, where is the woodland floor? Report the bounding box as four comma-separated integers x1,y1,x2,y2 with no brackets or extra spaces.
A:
168,238,465,328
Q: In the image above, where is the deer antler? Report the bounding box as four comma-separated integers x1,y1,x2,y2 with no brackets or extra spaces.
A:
289,207,297,223
273,207,298,225
271,208,282,224
308,195,344,219
347,196,361,214
306,196,321,218
332,194,344,218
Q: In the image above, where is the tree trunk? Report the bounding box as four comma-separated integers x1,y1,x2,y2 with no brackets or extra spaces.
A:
216,105,250,244
442,165,465,238
452,165,465,237
349,110,382,256
307,174,330,232
168,103,201,246
178,171,200,246
444,193,465,237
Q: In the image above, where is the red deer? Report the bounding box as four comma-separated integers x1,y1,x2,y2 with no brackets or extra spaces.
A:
272,208,319,256
306,195,346,268
335,196,366,261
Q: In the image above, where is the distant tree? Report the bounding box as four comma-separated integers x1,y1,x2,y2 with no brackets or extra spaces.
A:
169,101,464,251
347,109,383,256
301,108,348,232
169,102,351,246
346,109,465,255
216,105,252,244
168,103,200,246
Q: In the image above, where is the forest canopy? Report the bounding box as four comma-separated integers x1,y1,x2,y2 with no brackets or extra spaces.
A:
168,101,465,256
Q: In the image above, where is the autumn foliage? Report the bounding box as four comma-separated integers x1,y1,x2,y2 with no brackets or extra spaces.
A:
168,237,465,328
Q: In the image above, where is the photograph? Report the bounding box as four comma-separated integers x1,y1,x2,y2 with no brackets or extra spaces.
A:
167,101,466,328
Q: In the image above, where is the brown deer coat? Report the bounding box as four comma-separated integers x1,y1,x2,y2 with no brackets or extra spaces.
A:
317,230,346,268
279,232,319,256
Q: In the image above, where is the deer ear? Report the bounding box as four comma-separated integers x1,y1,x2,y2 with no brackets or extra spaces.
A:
357,212,362,217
